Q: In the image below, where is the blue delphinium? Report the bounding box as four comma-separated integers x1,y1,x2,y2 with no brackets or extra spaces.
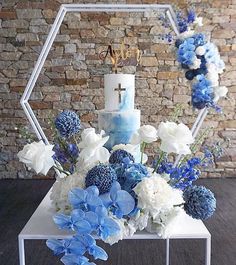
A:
192,74,214,109
109,149,135,164
55,110,81,138
53,143,79,173
85,164,117,194
176,11,188,33
187,9,196,23
183,185,216,220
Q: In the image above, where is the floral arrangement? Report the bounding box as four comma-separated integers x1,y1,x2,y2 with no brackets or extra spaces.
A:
17,9,227,265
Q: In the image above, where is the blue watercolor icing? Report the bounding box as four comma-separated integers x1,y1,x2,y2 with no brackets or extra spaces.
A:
98,110,140,150
119,90,133,111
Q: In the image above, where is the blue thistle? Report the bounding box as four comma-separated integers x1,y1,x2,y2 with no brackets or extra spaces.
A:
183,185,216,220
109,149,135,164
55,110,81,138
85,164,117,194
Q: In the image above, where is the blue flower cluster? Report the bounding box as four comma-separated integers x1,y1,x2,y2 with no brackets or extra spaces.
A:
85,164,117,194
157,157,201,190
47,184,135,265
109,149,135,164
175,32,222,109
183,185,216,220
192,74,214,109
201,142,224,166
53,143,79,173
176,9,196,33
112,160,149,197
55,110,81,138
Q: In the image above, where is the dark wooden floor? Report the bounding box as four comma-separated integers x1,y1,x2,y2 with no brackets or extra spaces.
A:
0,178,235,265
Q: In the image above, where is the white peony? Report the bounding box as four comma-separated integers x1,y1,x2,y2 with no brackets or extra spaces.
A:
157,122,194,155
131,125,158,145
17,141,55,175
78,128,110,168
195,46,206,56
134,175,183,220
50,172,85,213
214,86,228,102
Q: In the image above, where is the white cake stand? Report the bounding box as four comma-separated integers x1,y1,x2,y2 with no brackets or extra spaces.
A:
18,188,211,265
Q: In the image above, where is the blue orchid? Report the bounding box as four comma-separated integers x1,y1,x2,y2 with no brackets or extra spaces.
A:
74,234,108,260
53,209,92,234
100,181,135,218
69,186,103,211
46,238,87,257
86,206,120,240
61,254,95,265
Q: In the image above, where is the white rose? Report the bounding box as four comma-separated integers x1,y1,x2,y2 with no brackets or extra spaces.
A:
195,46,206,56
190,57,201,69
178,28,195,39
214,86,228,102
17,141,55,175
131,125,158,145
78,128,108,149
194,17,203,27
157,122,194,155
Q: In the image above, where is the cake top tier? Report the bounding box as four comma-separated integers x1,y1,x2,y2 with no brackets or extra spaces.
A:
104,74,135,111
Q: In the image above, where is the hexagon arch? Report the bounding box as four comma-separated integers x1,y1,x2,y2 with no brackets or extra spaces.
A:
20,3,207,146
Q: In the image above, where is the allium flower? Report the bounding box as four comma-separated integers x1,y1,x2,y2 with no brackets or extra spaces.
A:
109,149,135,164
17,141,55,175
131,125,158,145
55,110,81,138
157,121,194,155
85,164,117,194
183,185,216,220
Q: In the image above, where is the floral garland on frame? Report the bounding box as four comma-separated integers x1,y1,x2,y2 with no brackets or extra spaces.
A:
17,9,227,265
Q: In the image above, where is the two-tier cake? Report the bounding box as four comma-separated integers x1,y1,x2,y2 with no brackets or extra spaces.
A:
98,73,140,150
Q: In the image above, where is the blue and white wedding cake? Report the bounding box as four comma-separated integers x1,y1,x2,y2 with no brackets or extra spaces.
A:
98,73,140,150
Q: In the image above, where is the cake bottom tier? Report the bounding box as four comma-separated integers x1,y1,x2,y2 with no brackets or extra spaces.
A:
98,109,140,150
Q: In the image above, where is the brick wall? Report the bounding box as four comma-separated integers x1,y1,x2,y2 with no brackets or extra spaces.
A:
0,0,236,179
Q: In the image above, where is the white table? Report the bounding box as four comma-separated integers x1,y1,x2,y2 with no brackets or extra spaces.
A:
18,189,211,265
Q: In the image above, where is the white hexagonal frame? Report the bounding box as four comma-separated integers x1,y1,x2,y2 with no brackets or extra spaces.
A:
20,3,208,152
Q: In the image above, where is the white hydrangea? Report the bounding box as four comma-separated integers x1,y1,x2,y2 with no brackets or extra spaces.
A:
50,172,85,213
134,175,183,220
104,216,136,245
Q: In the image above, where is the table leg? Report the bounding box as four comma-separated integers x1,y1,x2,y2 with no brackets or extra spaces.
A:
166,238,170,265
18,236,25,265
205,236,211,265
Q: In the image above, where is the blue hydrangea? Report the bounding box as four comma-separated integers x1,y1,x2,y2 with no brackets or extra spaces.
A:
55,110,81,138
192,74,214,109
85,164,117,194
177,38,196,66
113,162,149,197
183,185,216,220
109,149,135,164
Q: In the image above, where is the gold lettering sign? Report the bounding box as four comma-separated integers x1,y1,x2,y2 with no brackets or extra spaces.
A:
99,41,142,73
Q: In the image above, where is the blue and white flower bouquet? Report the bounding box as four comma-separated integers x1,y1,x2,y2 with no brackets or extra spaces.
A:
17,9,227,265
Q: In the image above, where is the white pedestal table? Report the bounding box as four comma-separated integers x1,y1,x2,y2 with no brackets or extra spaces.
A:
18,189,211,265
